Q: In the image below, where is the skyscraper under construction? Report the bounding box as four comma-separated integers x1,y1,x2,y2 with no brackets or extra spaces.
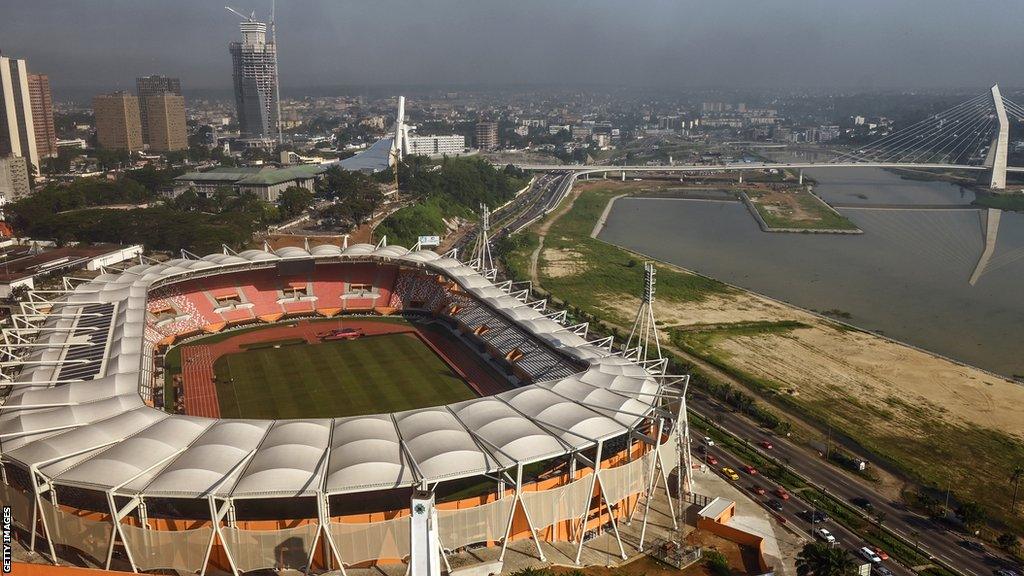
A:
228,12,280,142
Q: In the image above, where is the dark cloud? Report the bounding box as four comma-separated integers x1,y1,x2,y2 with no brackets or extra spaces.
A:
2,0,1022,91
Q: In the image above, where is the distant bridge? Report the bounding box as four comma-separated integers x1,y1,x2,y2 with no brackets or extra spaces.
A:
516,85,1024,190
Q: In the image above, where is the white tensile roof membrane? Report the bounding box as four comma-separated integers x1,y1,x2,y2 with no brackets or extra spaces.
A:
0,246,662,499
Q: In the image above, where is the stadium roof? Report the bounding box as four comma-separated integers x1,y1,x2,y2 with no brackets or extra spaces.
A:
1,245,662,499
337,136,394,173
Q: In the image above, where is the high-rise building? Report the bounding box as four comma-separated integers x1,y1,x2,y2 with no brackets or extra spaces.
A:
136,75,181,146
0,155,30,202
143,93,187,152
26,74,56,160
475,121,498,151
229,18,280,141
93,92,143,152
0,55,39,174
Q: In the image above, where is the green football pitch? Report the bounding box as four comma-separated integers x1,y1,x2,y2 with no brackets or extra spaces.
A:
212,333,478,419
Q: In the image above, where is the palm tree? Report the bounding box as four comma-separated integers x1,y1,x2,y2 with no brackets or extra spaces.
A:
1010,465,1024,511
796,542,858,576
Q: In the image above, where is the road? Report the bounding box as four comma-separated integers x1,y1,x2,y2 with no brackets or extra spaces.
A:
450,171,574,255
690,392,1017,576
701,437,915,576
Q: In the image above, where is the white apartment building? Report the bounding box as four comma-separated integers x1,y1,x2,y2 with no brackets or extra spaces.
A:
403,134,467,157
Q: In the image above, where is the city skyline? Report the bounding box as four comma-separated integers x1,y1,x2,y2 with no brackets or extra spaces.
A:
3,0,1024,93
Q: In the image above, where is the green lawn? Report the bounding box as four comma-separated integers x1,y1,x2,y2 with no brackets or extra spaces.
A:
748,190,860,231
213,333,477,419
506,183,732,326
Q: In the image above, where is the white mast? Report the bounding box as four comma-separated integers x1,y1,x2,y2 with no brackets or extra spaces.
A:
626,262,663,366
271,0,283,144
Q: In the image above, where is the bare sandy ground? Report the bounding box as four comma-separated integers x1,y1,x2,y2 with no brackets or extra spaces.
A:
713,325,1024,439
603,292,806,328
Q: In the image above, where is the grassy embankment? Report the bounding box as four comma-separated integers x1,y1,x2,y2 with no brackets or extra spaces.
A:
503,185,732,324
974,192,1024,212
504,180,1024,537
746,189,860,231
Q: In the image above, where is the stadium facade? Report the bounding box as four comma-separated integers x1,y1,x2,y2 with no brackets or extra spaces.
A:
0,242,690,575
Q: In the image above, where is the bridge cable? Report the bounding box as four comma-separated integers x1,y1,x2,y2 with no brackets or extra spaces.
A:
840,93,990,163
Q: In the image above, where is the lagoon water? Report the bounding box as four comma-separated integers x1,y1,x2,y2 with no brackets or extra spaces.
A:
598,167,1024,378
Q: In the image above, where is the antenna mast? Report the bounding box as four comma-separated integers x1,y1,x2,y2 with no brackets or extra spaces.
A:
471,204,495,279
626,261,663,366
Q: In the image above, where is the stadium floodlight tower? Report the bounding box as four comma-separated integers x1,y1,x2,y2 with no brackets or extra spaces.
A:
471,203,496,279
626,261,665,373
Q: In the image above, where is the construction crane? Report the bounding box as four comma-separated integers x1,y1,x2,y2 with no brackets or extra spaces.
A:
224,5,255,21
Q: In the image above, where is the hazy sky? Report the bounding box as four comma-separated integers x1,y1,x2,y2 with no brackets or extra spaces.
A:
3,0,1023,91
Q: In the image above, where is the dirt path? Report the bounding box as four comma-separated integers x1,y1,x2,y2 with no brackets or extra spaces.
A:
529,186,585,286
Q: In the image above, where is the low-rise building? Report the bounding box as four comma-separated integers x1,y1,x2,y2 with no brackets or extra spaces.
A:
172,164,327,202
0,240,143,298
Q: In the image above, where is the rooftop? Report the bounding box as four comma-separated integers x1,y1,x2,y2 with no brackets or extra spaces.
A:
175,165,327,187
0,243,131,283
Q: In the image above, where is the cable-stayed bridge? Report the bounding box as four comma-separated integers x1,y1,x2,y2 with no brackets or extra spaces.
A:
517,85,1024,190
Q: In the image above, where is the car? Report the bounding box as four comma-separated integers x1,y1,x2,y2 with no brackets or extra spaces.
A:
958,540,986,553
859,546,882,563
775,487,790,500
760,440,774,450
872,565,894,576
767,499,785,512
752,485,767,496
815,528,836,544
851,496,874,511
801,510,828,524
696,445,707,455
742,465,758,475
873,547,889,561
704,436,715,447
722,467,740,481
706,455,719,466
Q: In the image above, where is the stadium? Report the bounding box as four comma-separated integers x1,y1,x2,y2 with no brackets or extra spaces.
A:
0,241,687,575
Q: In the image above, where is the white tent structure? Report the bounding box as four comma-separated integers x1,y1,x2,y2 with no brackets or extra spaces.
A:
0,243,688,574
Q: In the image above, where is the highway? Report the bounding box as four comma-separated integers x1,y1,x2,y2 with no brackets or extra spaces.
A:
700,435,916,576
690,392,1017,576
451,171,575,255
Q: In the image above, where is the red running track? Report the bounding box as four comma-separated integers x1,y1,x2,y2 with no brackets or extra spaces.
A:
177,318,510,418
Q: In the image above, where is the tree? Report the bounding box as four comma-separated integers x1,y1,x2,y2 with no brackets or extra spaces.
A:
277,186,314,221
1011,465,1024,511
957,501,987,529
796,542,858,576
704,550,731,576
996,532,1019,551
316,167,384,228
94,148,131,171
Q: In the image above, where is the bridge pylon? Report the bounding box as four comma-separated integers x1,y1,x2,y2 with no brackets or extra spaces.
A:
988,84,1009,189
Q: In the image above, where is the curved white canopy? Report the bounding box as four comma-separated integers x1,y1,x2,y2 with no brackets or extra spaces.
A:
0,246,662,499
